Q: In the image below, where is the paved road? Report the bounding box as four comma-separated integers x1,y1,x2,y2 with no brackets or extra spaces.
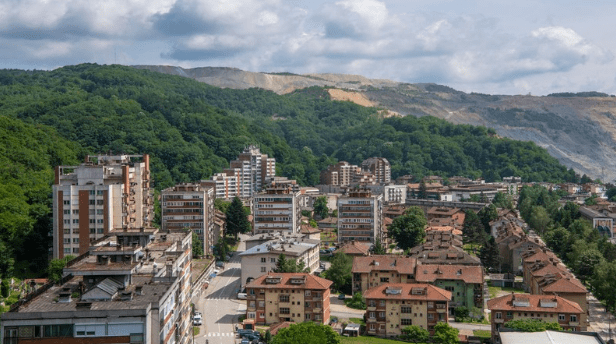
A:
588,293,616,343
193,240,245,344
449,321,490,331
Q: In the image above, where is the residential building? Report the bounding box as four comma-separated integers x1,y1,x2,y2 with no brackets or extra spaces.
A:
498,329,604,344
579,206,614,237
245,273,333,325
161,183,216,255
338,240,372,257
320,161,361,186
52,154,153,259
361,157,391,184
383,184,407,204
363,284,451,337
426,207,465,227
1,227,192,344
202,145,276,200
414,264,484,314
253,184,301,235
239,237,320,287
337,189,383,244
351,256,418,294
488,293,584,341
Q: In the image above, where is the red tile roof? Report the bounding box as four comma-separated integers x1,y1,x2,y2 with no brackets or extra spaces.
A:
363,283,451,302
487,293,583,314
415,264,484,284
352,256,417,275
339,241,371,256
269,321,294,335
246,272,333,290
540,275,587,294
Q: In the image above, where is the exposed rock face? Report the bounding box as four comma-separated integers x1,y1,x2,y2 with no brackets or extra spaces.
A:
132,65,616,182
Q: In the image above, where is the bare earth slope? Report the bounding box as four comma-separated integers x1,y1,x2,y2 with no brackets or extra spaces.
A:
132,65,616,182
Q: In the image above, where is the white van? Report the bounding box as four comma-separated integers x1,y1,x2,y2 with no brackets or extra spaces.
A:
237,292,247,300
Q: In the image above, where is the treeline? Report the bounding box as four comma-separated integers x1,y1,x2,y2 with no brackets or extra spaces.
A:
518,185,616,311
0,64,580,280
547,91,611,98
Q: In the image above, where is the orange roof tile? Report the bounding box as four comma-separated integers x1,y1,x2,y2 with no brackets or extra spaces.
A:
246,272,333,290
487,293,583,314
339,241,371,256
363,283,451,301
415,264,484,284
352,256,417,275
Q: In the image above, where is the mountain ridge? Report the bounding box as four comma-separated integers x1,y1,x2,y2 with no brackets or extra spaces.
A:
133,65,616,182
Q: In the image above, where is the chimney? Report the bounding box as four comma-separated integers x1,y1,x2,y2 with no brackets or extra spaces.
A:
76,301,92,310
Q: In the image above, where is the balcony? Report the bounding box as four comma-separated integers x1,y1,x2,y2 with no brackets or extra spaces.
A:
569,321,580,327
494,318,504,323
367,317,376,323
367,306,376,311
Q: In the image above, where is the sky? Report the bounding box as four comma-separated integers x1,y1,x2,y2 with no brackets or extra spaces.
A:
1,0,614,95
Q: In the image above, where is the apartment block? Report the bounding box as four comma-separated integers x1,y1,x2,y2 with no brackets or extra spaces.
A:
352,256,418,294
415,264,484,314
320,161,360,186
361,157,391,184
363,284,450,337
202,145,276,200
1,228,192,344
161,183,216,255
337,189,383,244
239,236,320,287
488,293,584,341
245,273,332,325
253,184,301,235
52,154,153,259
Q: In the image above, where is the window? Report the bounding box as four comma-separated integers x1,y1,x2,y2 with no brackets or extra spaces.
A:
305,313,311,320
63,210,70,215
64,248,71,254
379,312,385,318
380,277,389,283
72,210,79,215
64,219,70,225
261,267,266,272
305,290,311,296
89,219,95,224
89,190,95,195
401,319,412,326
369,323,376,330
369,312,375,319
261,258,266,263
380,300,386,306
428,301,434,308
72,238,79,243
63,238,70,244
96,209,103,215
507,311,513,318
90,228,95,234
43,324,73,337
63,229,70,234
259,301,264,307
280,295,289,302
428,313,434,320
305,302,310,307
570,315,578,322
97,228,104,234
271,258,276,263
495,312,502,319
249,289,255,295
369,300,376,307
96,190,103,196
72,219,79,224
401,306,411,313
97,200,104,205
63,200,70,205
89,200,95,205
280,308,290,314
558,314,565,321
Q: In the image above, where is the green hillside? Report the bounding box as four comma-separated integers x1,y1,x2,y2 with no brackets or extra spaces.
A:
0,63,577,278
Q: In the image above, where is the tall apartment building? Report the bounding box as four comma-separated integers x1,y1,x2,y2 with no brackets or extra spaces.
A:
161,183,216,255
253,184,301,235
52,154,153,259
1,228,193,344
337,189,383,244
202,145,276,200
319,161,361,186
245,273,332,325
361,157,391,184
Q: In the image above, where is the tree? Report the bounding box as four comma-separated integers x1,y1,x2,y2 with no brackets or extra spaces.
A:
479,237,501,272
225,197,251,239
373,238,386,255
214,238,229,261
418,181,428,199
388,206,427,250
607,187,616,201
271,321,340,344
503,318,563,332
576,249,604,283
590,261,616,312
477,204,498,234
528,206,551,234
1,279,9,298
492,192,513,209
273,254,309,273
264,330,272,343
454,306,469,320
323,252,352,294
192,231,203,258
47,255,75,283
462,210,483,244
314,196,329,219
214,199,231,213
432,322,459,344
345,291,366,310
401,325,429,343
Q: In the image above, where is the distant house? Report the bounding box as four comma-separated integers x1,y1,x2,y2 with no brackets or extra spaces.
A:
338,240,371,257
352,256,417,294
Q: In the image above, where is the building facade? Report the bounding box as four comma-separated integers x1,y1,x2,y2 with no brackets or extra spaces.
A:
245,273,332,325
363,284,450,337
351,256,418,294
161,183,216,255
337,190,383,244
52,154,153,259
361,157,391,184
253,185,301,235
1,228,192,344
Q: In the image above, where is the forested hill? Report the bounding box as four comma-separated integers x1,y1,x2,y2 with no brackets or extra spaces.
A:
0,63,577,277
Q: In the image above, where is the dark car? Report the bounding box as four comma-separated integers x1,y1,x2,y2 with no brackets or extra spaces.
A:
338,293,346,300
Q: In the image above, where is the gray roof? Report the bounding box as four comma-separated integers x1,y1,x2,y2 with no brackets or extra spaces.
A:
500,331,603,344
240,238,319,257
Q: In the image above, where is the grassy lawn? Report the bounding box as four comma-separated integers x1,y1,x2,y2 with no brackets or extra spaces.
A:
341,336,424,344
350,318,366,326
473,330,491,339
489,285,526,298
193,327,200,336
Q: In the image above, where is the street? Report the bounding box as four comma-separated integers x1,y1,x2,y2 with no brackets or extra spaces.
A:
192,240,245,344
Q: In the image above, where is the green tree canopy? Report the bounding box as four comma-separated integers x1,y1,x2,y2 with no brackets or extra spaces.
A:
192,231,203,258
323,252,353,294
271,322,340,344
225,197,251,239
479,236,501,272
313,196,329,219
503,318,563,332
273,254,309,273
388,206,427,250
47,255,75,283
433,322,460,344
401,325,429,343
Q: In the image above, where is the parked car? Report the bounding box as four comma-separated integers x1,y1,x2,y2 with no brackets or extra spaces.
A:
320,262,326,269
338,293,346,300
215,261,225,268
319,249,329,255
237,292,247,300
193,313,202,326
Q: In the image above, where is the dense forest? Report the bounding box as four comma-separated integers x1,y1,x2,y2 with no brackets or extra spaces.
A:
0,63,577,279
